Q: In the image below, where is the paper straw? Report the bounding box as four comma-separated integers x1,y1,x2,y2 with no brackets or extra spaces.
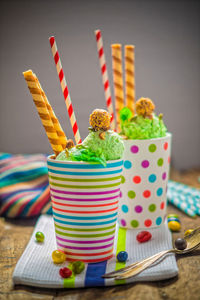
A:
111,44,124,132
94,30,115,130
35,77,67,149
125,45,135,115
168,189,200,208
49,36,82,145
168,180,200,199
167,194,196,218
168,190,200,216
23,70,63,156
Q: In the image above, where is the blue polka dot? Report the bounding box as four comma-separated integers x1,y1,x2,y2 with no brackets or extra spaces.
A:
157,188,163,196
121,204,129,213
124,160,132,169
156,217,162,225
148,174,156,183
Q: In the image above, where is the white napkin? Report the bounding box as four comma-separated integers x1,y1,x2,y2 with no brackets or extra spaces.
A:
13,215,178,288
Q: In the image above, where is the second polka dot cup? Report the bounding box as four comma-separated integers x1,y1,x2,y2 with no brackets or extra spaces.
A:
119,133,171,229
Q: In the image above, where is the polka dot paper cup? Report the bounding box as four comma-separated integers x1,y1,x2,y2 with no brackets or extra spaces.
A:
47,156,123,263
119,133,172,229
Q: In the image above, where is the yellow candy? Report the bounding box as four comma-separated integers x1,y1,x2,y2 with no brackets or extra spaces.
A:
168,220,181,232
184,229,194,237
52,250,66,264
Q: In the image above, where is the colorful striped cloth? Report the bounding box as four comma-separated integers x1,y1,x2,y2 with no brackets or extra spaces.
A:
0,153,52,217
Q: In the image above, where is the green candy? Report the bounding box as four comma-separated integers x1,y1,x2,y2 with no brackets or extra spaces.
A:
167,214,180,220
35,231,45,243
72,261,85,274
120,107,133,122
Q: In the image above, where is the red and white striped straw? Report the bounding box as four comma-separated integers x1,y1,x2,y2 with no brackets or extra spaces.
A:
49,36,82,144
95,29,115,130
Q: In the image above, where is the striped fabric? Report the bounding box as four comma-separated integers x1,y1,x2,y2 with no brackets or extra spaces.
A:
0,153,52,217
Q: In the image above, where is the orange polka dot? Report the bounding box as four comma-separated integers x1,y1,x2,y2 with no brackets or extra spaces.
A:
144,219,152,227
168,156,171,164
160,202,165,210
143,190,151,198
133,176,141,184
164,142,168,150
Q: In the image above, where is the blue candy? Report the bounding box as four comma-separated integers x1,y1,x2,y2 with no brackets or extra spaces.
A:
117,251,128,262
167,217,180,223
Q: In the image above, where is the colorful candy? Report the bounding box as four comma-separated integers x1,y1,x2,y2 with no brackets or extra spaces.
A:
167,214,181,232
35,231,45,243
59,267,72,278
117,251,128,262
52,250,66,264
175,238,187,250
184,229,194,237
136,231,152,243
72,261,85,274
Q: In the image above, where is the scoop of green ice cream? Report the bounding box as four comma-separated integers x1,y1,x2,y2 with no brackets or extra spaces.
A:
121,114,167,139
56,130,124,166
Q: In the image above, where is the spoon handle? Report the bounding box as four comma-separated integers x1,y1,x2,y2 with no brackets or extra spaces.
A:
102,249,175,280
114,249,175,280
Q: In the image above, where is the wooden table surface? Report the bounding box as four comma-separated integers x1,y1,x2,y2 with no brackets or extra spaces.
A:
0,169,200,300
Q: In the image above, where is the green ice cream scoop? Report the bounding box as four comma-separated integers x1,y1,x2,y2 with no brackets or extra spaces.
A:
82,130,124,160
56,130,124,166
120,98,167,139
121,114,167,140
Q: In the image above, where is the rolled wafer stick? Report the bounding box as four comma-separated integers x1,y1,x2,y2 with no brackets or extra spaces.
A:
23,70,63,156
125,45,135,115
111,44,124,132
94,29,115,130
35,77,68,149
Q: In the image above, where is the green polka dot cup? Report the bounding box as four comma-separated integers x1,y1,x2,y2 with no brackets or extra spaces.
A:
119,133,172,229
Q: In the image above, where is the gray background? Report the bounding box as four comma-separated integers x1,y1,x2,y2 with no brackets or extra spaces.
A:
0,0,199,170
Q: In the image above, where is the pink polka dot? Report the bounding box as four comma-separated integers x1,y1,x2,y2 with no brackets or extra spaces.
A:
144,219,152,227
160,202,165,210
120,191,122,198
131,145,139,153
135,205,143,213
133,176,141,184
162,172,167,180
164,142,168,150
120,219,126,227
141,160,149,168
143,190,151,198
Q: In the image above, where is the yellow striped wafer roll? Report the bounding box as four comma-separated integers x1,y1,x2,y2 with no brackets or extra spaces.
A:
111,44,124,132
23,70,63,156
35,76,67,149
125,45,135,115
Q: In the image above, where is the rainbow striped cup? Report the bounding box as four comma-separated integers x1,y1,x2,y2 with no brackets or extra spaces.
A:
47,156,123,263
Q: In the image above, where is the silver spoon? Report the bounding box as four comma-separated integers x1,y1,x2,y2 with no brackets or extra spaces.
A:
102,226,200,280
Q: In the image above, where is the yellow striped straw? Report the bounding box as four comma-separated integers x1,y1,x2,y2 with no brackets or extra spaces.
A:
34,76,67,149
111,44,124,132
23,70,63,156
125,45,135,115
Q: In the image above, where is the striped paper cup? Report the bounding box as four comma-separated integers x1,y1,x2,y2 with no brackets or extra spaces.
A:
47,156,123,263
119,133,172,229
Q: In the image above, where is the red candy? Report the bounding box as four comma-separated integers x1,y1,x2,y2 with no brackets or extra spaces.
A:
59,267,72,278
136,231,152,243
